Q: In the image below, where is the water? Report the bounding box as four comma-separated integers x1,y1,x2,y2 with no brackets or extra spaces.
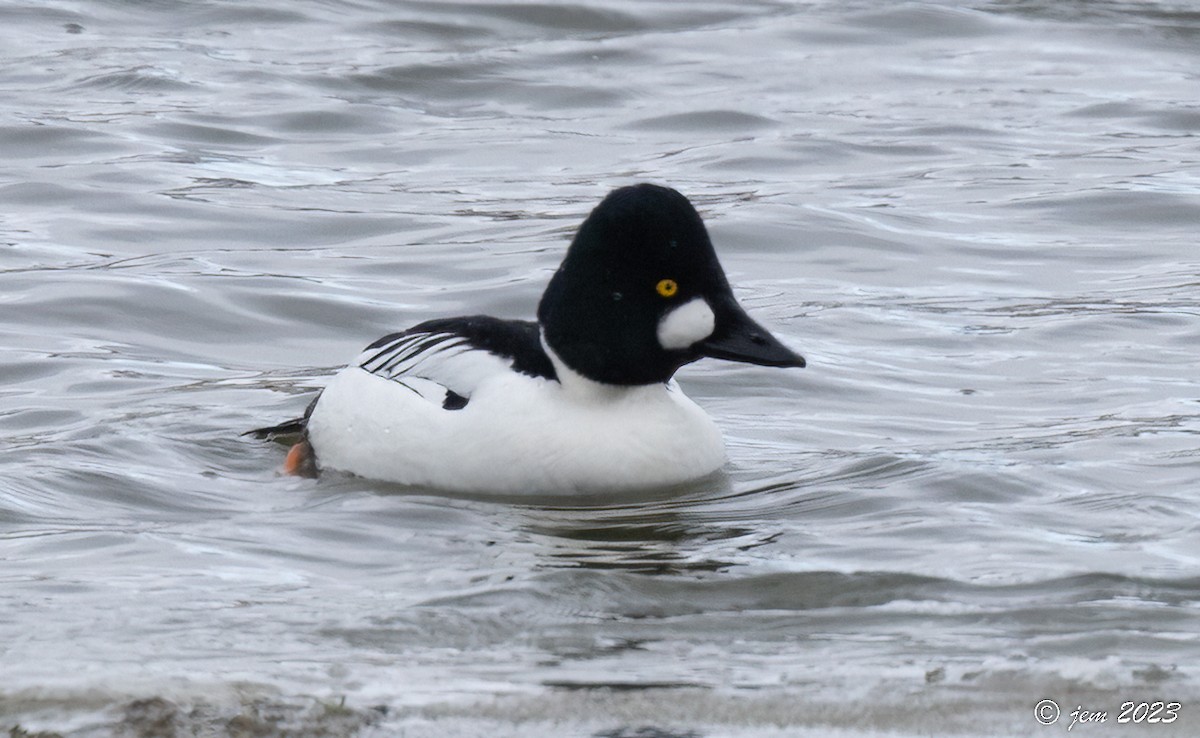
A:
2,1,1198,736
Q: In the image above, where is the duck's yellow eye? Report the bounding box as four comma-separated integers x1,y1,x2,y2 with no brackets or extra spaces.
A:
656,279,679,298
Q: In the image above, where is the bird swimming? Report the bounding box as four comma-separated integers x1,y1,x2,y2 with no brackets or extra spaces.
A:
248,183,805,494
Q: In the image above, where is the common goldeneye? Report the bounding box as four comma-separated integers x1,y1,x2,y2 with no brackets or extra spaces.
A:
249,184,805,493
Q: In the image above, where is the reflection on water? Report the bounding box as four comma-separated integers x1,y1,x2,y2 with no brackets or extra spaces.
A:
522,499,757,575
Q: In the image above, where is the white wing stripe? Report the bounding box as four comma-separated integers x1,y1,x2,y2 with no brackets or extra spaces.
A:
379,338,469,377
353,330,517,403
361,333,455,375
373,335,438,372
376,335,445,374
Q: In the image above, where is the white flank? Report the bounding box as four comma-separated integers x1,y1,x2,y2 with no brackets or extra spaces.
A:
305,345,727,495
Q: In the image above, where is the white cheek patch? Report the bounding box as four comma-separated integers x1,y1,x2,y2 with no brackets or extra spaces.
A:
657,297,716,350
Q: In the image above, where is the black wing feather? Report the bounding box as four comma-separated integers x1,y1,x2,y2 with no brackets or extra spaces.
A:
246,315,555,440
364,316,556,381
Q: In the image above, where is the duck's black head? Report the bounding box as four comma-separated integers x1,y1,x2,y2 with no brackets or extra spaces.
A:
537,183,805,386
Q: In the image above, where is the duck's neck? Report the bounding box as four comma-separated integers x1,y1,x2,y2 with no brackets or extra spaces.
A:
540,333,667,402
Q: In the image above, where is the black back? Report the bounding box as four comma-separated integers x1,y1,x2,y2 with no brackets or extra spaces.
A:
363,316,557,381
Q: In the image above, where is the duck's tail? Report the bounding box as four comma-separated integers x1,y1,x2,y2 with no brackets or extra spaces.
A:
244,395,321,477
243,416,308,441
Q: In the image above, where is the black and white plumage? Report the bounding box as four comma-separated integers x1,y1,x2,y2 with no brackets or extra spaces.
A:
356,316,556,410
250,184,805,494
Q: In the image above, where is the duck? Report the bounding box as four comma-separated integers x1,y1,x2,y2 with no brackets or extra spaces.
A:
248,183,805,494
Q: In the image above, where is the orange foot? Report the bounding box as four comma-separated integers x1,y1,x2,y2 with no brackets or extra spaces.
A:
283,440,318,478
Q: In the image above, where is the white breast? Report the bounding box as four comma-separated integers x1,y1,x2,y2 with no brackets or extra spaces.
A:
305,364,726,495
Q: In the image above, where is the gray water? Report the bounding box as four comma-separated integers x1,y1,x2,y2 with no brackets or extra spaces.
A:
2,1,1198,736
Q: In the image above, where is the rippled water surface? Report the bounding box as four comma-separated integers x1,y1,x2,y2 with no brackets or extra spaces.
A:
2,1,1198,736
